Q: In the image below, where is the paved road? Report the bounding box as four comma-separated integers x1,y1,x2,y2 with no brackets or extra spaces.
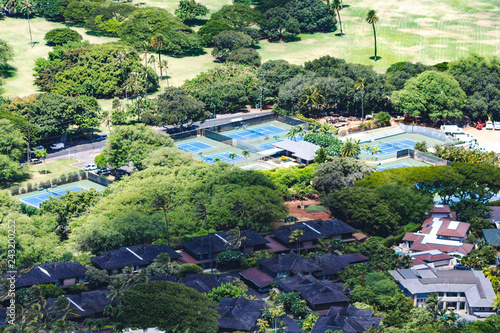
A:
44,109,274,168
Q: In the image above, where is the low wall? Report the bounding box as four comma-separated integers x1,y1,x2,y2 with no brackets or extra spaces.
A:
87,172,113,186
399,124,453,143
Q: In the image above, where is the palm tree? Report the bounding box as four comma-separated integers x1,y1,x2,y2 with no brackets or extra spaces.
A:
35,148,48,174
331,0,343,37
318,122,334,134
148,55,157,78
229,152,237,165
150,34,166,78
195,203,213,270
286,127,298,141
19,0,34,48
289,229,304,254
231,199,246,229
365,10,379,61
226,227,247,250
354,78,365,121
296,124,306,139
160,60,169,87
113,50,130,83
152,192,173,246
141,41,150,99
101,110,112,131
242,150,250,163
301,84,325,115
340,138,361,157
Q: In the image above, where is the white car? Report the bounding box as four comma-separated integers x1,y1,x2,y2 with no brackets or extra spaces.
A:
485,121,493,130
494,121,500,130
30,145,45,154
83,164,97,171
49,142,65,150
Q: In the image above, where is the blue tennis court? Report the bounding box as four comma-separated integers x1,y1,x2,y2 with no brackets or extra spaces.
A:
19,186,83,208
199,152,246,164
225,125,286,141
258,140,283,150
378,163,411,171
177,141,215,153
366,139,417,156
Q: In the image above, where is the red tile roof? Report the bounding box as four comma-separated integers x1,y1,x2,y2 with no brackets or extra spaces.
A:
412,252,452,262
240,268,273,289
430,205,451,213
264,235,288,252
403,233,421,242
437,219,470,238
178,251,201,264
407,234,473,255
353,233,368,242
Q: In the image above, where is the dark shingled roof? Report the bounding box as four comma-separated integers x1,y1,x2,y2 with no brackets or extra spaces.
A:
182,230,270,256
149,275,178,282
180,274,236,293
311,305,383,333
277,275,350,307
313,253,369,276
91,244,181,271
272,219,356,244
483,229,500,247
259,253,321,275
45,290,116,319
218,296,265,331
240,268,273,289
16,262,87,288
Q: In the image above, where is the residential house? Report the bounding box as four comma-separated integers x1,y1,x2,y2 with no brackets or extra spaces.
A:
218,296,265,332
311,305,383,333
16,262,87,289
312,253,369,280
259,253,321,278
181,230,270,268
486,206,500,228
402,212,472,257
46,290,115,321
271,139,320,165
272,219,357,252
389,268,496,318
277,274,350,311
239,268,274,293
482,229,500,247
91,244,181,274
409,250,453,270
180,273,236,293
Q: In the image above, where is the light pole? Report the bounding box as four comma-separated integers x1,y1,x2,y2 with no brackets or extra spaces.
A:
212,103,216,130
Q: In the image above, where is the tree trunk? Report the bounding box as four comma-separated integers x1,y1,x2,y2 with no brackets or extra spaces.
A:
158,50,162,80
337,11,343,37
144,52,148,99
163,210,170,246
372,23,377,61
361,92,364,121
27,12,33,48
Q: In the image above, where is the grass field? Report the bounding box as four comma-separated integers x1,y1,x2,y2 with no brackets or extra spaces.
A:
17,158,81,187
1,0,498,101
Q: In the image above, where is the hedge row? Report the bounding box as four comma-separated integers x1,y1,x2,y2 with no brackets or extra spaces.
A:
11,170,87,196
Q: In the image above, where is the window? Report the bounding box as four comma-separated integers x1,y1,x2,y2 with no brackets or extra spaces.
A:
459,292,465,297
438,292,445,297
447,292,458,297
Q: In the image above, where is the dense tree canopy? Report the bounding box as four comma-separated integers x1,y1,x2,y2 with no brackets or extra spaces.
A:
44,28,82,45
84,2,137,35
210,4,263,29
72,148,287,255
261,8,300,41
34,42,158,98
122,281,219,333
392,70,466,120
175,0,209,22
155,88,209,126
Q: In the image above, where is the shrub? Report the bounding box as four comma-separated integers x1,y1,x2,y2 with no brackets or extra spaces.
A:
79,170,87,180
226,48,261,67
216,250,242,265
374,111,391,126
44,28,83,45
60,174,67,184
51,178,59,185
177,263,203,278
11,186,19,195
68,282,89,293
27,182,33,192
20,188,26,194
85,267,110,288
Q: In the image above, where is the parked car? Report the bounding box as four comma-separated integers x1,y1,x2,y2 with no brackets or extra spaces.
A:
485,121,494,130
94,134,107,141
83,164,98,171
30,158,42,165
454,264,471,270
49,142,65,150
30,145,45,154
494,121,500,130
96,168,111,175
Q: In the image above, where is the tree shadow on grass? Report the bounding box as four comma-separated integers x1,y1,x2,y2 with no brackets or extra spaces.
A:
334,33,345,37
0,64,17,79
369,56,383,61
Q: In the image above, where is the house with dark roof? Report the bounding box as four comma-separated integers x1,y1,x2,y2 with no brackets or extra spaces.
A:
390,268,496,318
486,206,500,228
277,274,350,311
218,296,265,332
16,262,87,289
313,253,370,280
239,268,274,293
272,219,356,252
311,305,383,333
91,244,181,274
182,230,270,268
483,228,500,247
259,253,320,278
180,273,236,293
46,290,116,321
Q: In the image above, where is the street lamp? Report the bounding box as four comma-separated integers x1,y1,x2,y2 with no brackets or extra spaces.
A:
212,103,216,130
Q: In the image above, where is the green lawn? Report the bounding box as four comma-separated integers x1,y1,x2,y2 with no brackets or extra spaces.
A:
305,205,327,212
17,158,81,188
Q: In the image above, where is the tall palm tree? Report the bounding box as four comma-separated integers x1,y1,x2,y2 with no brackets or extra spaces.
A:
226,227,247,250
101,110,112,131
301,84,325,115
195,203,213,270
286,127,298,141
150,34,166,78
340,138,361,157
148,55,157,78
113,50,129,83
354,78,365,120
229,152,237,165
331,0,343,37
152,192,173,246
141,41,150,99
231,199,246,229
242,150,250,164
160,60,169,87
19,0,34,48
365,10,379,61
35,148,48,174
